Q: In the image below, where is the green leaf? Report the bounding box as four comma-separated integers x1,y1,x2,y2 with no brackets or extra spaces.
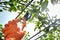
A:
0,9,3,12
13,1,17,6
0,24,2,26
0,24,3,29
21,5,25,10
9,6,17,12
9,2,14,6
17,5,21,10
9,6,13,11
4,1,8,5
26,0,29,3
23,32,30,40
34,26,37,31
40,0,43,4
41,0,48,11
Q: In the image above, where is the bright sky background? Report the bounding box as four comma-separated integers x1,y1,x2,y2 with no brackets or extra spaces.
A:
0,0,60,40
0,11,18,25
47,0,60,19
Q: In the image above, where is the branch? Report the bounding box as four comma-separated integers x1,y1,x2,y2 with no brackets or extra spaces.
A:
28,24,52,40
28,31,41,40
28,18,60,40
35,34,46,40
15,0,33,19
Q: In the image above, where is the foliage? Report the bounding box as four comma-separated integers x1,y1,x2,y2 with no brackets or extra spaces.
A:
0,0,60,40
0,24,3,40
23,32,30,40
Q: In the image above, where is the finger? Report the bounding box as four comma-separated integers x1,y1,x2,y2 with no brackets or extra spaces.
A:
12,19,17,26
4,30,17,37
12,19,17,24
19,30,26,39
13,18,21,23
2,24,9,33
22,17,26,30
2,27,15,34
8,21,12,24
11,18,21,25
2,27,20,36
5,33,21,40
22,23,26,30
8,20,17,27
7,18,21,27
2,27,10,34
5,24,9,28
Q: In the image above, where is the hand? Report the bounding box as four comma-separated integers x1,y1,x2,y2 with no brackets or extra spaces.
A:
22,17,26,30
2,19,26,40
